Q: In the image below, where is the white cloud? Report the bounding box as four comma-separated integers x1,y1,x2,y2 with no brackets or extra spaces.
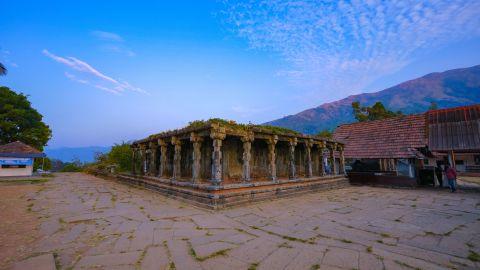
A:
91,30,136,57
222,0,480,100
43,49,147,95
91,30,124,42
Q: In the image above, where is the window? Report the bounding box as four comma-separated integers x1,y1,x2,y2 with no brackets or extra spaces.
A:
1,165,27,168
475,155,480,165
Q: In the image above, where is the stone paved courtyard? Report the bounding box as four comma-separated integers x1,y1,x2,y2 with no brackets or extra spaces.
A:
5,173,480,270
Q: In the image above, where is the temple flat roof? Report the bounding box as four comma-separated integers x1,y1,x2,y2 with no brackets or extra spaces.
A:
133,119,339,146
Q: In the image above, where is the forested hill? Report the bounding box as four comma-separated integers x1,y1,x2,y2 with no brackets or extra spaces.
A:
265,65,480,134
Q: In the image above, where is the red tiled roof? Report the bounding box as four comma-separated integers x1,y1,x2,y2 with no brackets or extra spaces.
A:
333,114,427,159
0,141,44,156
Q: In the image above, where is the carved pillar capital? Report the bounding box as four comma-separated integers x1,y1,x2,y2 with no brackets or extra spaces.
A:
210,125,226,141
190,132,204,143
288,137,298,147
240,132,255,143
158,138,168,147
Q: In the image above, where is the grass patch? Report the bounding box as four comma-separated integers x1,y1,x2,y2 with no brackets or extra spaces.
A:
278,242,293,248
411,204,417,208
0,178,49,184
186,240,230,261
366,246,373,253
168,261,176,270
310,264,320,270
53,252,62,270
248,262,259,270
468,250,480,262
394,260,421,270
380,233,391,238
394,218,402,222
466,243,474,248
340,239,352,243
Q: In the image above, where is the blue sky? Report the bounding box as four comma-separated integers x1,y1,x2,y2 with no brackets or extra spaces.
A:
1,0,480,148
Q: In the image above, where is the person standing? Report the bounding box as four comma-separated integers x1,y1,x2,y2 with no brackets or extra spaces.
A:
445,165,457,192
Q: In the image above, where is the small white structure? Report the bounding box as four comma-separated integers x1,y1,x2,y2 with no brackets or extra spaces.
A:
0,141,45,177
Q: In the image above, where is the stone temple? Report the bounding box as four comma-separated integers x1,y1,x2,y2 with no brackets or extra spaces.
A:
120,120,348,209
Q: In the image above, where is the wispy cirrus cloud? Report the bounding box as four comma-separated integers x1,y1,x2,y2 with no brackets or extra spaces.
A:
91,30,124,42
222,0,480,100
91,30,136,57
43,49,147,95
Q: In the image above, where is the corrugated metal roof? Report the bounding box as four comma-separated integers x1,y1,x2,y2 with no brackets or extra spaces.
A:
427,105,480,152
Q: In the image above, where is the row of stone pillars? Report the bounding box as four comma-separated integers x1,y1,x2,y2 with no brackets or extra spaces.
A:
132,131,346,186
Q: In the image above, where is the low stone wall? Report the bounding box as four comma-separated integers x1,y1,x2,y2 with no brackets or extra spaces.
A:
113,174,349,209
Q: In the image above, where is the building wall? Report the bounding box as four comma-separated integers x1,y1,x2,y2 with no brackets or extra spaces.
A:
0,157,34,177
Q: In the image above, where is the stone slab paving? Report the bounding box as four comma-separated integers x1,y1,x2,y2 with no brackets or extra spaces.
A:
15,173,480,269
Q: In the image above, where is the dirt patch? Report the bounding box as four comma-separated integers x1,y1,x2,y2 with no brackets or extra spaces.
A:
0,184,42,269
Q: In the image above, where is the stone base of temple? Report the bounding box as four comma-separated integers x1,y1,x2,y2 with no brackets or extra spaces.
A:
115,174,349,209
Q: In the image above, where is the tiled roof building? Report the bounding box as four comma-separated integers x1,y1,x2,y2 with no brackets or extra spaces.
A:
333,114,427,159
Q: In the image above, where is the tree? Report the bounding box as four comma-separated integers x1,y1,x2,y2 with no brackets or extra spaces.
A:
0,62,6,76
33,157,52,171
107,142,132,172
428,101,438,110
0,86,52,150
352,101,402,122
317,129,332,138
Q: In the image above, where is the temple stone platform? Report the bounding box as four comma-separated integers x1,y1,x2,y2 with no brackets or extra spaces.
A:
116,174,349,209
126,119,349,209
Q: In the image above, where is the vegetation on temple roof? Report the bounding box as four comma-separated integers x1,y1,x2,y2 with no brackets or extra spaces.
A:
187,118,301,135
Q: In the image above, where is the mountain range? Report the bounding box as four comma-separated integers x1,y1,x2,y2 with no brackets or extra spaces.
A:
266,65,480,134
45,146,111,163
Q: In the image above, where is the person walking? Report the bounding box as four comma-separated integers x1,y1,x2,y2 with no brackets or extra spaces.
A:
445,165,457,192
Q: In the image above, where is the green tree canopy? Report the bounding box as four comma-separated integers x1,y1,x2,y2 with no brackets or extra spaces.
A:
317,129,332,138
0,86,52,150
352,101,402,122
428,101,438,110
0,62,6,76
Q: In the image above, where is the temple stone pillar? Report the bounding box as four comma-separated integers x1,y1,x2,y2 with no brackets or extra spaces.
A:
338,145,346,175
329,143,337,175
289,138,297,179
140,145,146,176
210,127,226,185
190,133,203,183
149,141,158,176
158,139,167,177
319,142,326,176
171,137,182,180
267,135,278,181
241,133,254,182
305,139,313,178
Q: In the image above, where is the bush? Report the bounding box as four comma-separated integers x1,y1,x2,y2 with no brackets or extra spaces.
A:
60,162,82,172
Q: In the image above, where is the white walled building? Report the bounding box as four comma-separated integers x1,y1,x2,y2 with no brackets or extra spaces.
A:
0,141,45,177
